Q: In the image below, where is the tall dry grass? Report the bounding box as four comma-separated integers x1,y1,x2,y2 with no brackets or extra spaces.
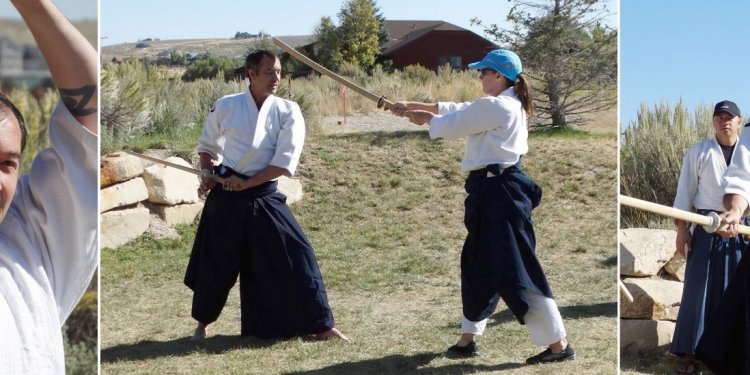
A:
620,99,716,227
101,61,483,155
289,63,482,126
101,61,244,154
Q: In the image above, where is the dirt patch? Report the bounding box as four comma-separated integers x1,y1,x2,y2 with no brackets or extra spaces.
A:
321,111,425,135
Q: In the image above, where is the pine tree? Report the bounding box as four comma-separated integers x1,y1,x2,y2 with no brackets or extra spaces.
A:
473,0,616,129
337,0,382,71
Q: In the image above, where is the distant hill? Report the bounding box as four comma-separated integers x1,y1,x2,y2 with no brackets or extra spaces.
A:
0,19,98,48
101,35,315,63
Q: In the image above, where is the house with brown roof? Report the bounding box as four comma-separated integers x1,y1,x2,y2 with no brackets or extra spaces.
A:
280,21,495,74
381,20,496,71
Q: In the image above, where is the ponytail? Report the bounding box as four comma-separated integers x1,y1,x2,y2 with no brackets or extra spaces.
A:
513,73,533,116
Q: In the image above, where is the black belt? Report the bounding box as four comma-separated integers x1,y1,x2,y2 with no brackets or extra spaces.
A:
214,164,277,198
468,164,503,178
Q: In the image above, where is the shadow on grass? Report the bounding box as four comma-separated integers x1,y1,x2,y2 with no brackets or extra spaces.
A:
101,334,277,363
283,352,524,375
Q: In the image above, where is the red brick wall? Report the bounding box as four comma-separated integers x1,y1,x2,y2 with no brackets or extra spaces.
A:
386,31,496,71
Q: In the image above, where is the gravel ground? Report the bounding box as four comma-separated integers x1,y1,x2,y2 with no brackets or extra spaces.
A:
321,111,428,135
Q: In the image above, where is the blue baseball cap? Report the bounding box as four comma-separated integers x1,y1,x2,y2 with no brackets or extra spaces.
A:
468,49,523,81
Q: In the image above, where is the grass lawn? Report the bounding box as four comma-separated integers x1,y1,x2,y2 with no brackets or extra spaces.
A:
101,128,618,374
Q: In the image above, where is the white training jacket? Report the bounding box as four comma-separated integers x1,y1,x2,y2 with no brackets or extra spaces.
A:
429,87,528,174
0,102,98,374
674,138,736,213
197,88,305,177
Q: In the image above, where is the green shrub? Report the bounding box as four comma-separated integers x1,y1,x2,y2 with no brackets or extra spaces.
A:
401,64,435,85
63,325,96,375
620,99,715,227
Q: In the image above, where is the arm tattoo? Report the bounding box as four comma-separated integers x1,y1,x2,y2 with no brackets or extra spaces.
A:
59,85,97,117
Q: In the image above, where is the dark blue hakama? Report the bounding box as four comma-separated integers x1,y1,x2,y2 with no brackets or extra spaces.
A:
461,164,554,324
671,222,746,356
184,178,335,339
695,240,750,374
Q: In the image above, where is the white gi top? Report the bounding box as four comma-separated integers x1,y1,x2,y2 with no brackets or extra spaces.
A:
724,126,750,206
674,138,736,212
430,87,528,174
0,102,98,374
197,88,306,176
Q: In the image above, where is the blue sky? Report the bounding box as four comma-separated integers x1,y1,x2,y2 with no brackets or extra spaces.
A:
620,1,750,128
0,0,96,20
101,0,616,46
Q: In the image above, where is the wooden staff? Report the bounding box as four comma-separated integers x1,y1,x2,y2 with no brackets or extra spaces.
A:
620,195,750,235
272,36,393,110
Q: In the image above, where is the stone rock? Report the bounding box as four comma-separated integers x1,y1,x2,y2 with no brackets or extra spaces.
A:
620,278,683,320
100,177,149,213
664,253,687,282
278,176,303,205
100,206,150,249
620,319,676,354
620,228,676,277
145,213,180,240
153,202,204,226
100,152,144,187
142,157,200,205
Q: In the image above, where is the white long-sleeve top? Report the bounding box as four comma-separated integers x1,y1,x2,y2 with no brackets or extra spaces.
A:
0,102,98,374
674,138,736,212
724,125,750,207
429,87,528,174
196,88,306,176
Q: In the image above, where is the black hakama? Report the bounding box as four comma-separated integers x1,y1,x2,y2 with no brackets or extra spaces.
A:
695,242,750,374
461,163,553,324
671,221,745,356
184,178,335,339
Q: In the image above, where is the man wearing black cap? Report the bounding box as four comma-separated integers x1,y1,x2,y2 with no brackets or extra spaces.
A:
670,100,744,374
696,101,750,374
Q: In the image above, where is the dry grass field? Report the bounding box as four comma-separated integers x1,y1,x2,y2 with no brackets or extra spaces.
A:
101,105,618,374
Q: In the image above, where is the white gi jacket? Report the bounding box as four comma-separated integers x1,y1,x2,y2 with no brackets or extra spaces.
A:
0,103,98,374
429,87,528,174
675,138,736,212
197,88,305,176
725,126,750,207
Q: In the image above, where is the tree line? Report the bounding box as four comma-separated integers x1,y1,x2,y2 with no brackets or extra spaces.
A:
115,0,616,130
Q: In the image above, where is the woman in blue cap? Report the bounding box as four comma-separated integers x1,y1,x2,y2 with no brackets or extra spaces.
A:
390,49,574,364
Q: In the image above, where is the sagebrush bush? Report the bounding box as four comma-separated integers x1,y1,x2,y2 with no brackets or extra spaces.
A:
63,325,96,375
620,99,717,227
102,60,489,153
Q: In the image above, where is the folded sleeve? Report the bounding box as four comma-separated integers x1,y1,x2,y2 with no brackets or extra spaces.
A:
430,97,515,140
269,102,305,175
24,101,98,322
673,145,699,212
196,100,223,160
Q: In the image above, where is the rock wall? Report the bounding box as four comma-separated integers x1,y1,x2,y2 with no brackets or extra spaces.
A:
620,227,686,354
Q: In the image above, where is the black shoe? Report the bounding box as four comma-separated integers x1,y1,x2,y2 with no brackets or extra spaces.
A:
526,344,576,364
446,341,480,358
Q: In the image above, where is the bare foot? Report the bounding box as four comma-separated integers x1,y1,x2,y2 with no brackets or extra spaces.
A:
191,323,208,341
315,327,350,342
